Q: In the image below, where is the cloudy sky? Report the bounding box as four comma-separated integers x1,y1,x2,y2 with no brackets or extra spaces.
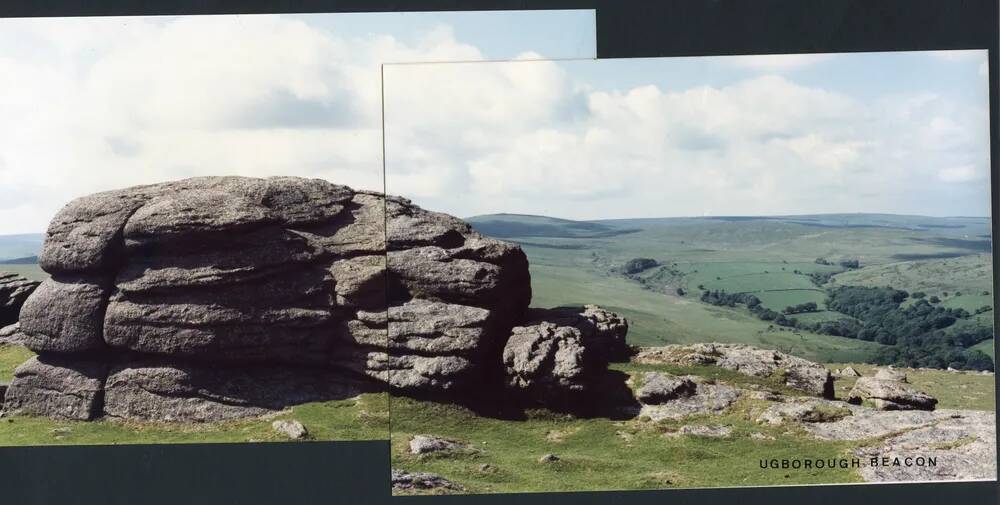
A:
383,50,992,220
0,11,595,234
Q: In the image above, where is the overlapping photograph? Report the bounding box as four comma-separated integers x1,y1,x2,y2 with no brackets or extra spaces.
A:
382,51,997,493
0,10,595,446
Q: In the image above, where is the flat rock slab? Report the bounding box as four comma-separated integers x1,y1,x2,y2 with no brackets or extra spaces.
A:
847,377,937,411
848,410,995,482
639,382,741,421
756,398,853,425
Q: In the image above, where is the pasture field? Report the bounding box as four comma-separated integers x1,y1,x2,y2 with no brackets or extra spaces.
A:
469,213,994,366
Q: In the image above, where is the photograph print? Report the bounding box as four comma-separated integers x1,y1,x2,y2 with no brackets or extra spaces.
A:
0,10,595,447
382,50,996,493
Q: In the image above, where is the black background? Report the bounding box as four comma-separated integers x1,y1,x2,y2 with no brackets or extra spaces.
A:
0,1,997,504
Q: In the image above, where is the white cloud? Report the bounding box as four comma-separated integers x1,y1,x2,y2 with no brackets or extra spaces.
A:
384,58,992,220
938,165,982,183
725,53,833,70
0,15,493,234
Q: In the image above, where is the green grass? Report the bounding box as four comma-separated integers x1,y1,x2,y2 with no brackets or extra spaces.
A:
0,344,35,382
390,362,863,494
0,393,388,446
831,255,993,299
0,263,47,281
827,363,995,411
970,339,995,359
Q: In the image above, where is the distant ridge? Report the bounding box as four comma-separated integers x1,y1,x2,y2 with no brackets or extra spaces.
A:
0,255,38,265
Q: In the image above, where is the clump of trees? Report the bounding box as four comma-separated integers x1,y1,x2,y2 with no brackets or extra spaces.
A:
697,285,994,371
622,258,658,275
700,290,796,327
784,302,819,314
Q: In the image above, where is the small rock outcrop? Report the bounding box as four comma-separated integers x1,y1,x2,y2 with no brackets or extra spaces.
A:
391,469,464,492
838,366,861,377
409,435,469,455
636,372,696,404
272,420,308,440
637,376,742,421
636,343,834,399
756,398,852,425
846,377,937,411
0,272,39,326
501,306,629,404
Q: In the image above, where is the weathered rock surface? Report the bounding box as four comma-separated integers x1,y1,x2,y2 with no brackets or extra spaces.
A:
756,398,853,425
677,424,731,437
3,355,107,420
636,372,696,405
0,272,39,325
391,469,464,492
636,343,834,398
847,377,937,411
837,366,861,377
803,407,996,482
4,176,631,421
409,435,469,455
272,420,308,440
501,305,628,404
638,378,741,421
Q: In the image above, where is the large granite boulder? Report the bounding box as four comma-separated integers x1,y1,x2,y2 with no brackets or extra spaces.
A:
0,272,40,326
501,306,629,405
2,176,544,421
846,377,937,411
636,343,834,399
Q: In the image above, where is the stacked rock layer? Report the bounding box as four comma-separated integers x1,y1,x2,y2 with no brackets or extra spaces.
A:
3,176,623,422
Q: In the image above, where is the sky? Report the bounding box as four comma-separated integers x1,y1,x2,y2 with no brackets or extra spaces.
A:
0,10,596,234
383,50,993,220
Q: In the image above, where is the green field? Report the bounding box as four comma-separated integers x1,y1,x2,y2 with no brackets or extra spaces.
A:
470,213,994,365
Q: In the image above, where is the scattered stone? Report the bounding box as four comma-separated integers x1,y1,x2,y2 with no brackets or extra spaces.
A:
750,432,775,440
391,469,464,492
636,372,696,405
538,453,560,463
677,424,731,437
636,343,834,398
847,377,937,411
477,464,494,473
409,435,468,455
0,323,26,345
874,368,907,383
271,420,308,440
756,398,853,425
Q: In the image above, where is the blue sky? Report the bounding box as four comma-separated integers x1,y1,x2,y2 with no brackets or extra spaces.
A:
383,50,992,220
0,10,595,234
